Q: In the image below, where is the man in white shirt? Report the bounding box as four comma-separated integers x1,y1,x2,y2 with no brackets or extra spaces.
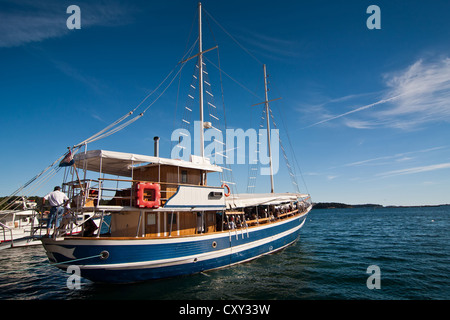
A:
43,186,70,236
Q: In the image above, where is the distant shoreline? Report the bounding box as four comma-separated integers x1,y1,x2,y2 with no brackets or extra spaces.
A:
1,196,448,211
312,202,450,209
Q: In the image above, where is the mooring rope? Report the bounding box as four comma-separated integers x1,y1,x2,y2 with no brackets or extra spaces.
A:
0,253,103,276
49,253,104,267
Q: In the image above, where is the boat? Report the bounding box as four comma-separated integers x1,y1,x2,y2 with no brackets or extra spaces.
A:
0,197,101,250
40,2,312,283
0,198,43,250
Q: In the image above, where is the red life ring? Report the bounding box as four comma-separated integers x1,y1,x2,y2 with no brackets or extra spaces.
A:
136,183,161,208
222,183,231,197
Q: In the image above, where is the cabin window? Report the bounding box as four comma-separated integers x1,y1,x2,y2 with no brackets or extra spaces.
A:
181,170,188,183
147,213,156,225
197,212,205,233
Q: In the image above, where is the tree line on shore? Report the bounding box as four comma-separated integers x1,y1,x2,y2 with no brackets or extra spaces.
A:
1,196,448,211
312,202,449,209
0,196,43,210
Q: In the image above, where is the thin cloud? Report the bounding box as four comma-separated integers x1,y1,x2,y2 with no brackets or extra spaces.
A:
0,0,136,48
347,57,450,130
377,163,450,178
51,58,108,94
0,9,66,48
343,119,379,129
303,94,403,129
236,30,305,62
299,92,374,114
378,57,450,128
342,146,446,168
302,57,450,130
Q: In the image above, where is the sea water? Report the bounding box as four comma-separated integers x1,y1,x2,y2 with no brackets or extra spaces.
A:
0,206,448,300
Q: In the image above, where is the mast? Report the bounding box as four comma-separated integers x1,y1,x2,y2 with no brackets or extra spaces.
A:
263,64,275,193
198,2,205,158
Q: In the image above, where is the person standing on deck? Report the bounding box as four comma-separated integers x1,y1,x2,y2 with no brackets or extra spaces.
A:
43,186,70,236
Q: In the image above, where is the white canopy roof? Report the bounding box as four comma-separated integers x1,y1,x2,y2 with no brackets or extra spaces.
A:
73,150,223,177
225,193,310,209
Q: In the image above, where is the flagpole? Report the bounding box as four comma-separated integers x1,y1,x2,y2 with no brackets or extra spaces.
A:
72,162,84,194
63,147,85,195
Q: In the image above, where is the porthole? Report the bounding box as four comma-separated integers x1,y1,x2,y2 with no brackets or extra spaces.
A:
212,241,217,248
100,250,109,260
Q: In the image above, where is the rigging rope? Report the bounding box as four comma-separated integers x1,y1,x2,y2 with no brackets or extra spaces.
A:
275,105,310,196
202,5,310,196
2,40,199,205
269,109,301,194
0,155,65,209
202,7,264,66
265,76,311,197
3,7,310,208
204,56,262,100
192,12,239,194
0,254,103,276
74,39,199,149
74,64,178,147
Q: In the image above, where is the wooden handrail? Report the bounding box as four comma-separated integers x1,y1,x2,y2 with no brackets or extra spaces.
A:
228,209,299,226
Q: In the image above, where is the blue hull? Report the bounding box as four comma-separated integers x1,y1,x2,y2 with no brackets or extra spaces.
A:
42,213,308,283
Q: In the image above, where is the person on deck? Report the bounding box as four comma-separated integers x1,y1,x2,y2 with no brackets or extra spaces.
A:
43,186,70,236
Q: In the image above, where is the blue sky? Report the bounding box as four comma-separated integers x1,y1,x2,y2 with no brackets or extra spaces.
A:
1,0,450,206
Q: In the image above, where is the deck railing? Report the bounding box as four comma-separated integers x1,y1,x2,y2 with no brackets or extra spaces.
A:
64,177,218,210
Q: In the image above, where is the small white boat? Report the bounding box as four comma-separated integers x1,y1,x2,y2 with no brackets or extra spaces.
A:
0,198,43,250
1,198,101,250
